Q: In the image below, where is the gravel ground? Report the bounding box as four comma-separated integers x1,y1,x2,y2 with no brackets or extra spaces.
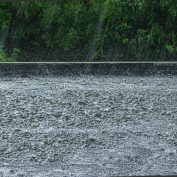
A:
0,75,177,177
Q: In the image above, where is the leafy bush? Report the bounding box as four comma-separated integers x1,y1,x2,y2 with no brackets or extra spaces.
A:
0,46,20,62
0,47,8,61
1,0,177,61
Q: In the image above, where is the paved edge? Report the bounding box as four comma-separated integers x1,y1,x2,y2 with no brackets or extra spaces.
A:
0,62,177,77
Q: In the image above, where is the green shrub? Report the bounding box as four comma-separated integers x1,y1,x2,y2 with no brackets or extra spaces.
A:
0,47,8,62
1,0,177,61
10,47,20,61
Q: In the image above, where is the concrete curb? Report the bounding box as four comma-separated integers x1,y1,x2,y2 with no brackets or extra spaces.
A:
0,62,177,77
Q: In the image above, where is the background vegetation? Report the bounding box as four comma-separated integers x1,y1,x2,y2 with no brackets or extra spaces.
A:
0,0,177,61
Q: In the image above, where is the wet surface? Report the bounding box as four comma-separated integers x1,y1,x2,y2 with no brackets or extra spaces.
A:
0,75,177,177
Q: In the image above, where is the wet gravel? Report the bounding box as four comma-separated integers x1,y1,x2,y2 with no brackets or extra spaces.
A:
0,75,177,177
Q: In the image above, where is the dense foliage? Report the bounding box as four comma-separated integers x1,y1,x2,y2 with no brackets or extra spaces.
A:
0,0,177,61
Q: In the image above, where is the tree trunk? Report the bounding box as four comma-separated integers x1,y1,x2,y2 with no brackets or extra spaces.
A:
86,5,105,61
83,0,90,11
4,8,17,56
